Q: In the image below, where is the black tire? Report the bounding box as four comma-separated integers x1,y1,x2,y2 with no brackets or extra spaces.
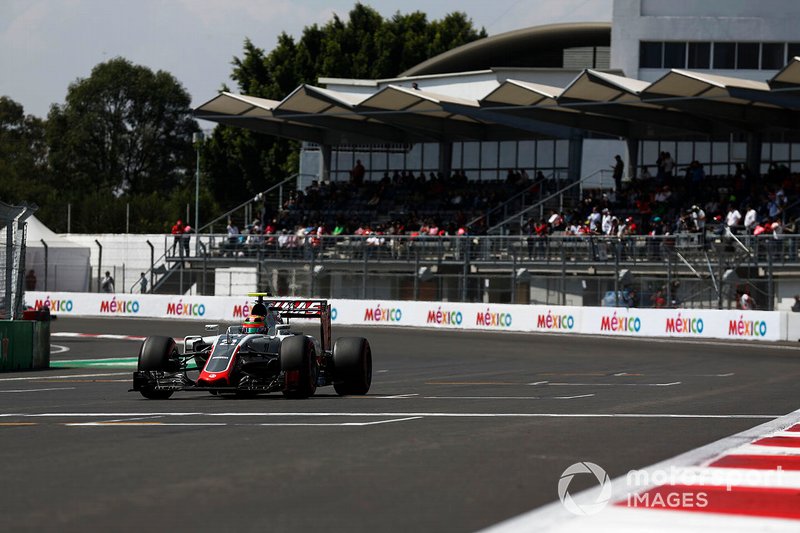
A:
137,336,178,400
333,337,372,396
281,335,317,399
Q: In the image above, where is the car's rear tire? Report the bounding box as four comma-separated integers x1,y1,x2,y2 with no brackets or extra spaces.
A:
137,336,178,400
281,335,317,399
333,337,372,396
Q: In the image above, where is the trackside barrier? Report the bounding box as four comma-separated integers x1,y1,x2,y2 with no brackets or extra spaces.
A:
0,320,50,372
25,292,789,342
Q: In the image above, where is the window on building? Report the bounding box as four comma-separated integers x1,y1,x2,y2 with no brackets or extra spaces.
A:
713,43,736,69
761,43,785,69
788,43,800,61
663,42,686,68
688,42,711,69
736,43,759,69
640,41,663,68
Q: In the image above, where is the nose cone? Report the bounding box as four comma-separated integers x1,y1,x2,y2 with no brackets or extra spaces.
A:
197,371,230,387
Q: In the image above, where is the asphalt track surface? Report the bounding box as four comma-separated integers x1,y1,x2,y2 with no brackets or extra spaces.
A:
1,317,800,532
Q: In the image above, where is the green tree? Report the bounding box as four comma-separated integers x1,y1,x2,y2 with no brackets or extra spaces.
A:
202,3,485,215
46,58,200,231
0,97,57,218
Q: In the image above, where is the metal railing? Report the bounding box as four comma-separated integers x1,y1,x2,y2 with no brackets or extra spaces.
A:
200,231,792,265
199,174,301,234
465,171,558,230
487,169,612,234
184,230,788,308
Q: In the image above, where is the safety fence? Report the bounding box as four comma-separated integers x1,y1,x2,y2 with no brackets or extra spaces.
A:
29,231,800,310
25,291,796,342
0,203,35,319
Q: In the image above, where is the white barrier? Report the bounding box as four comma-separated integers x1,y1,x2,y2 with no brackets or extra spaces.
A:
25,292,790,342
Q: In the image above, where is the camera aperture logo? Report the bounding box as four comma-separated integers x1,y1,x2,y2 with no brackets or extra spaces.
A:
558,462,613,516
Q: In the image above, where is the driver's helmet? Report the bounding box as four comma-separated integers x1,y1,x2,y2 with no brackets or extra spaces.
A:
242,315,266,334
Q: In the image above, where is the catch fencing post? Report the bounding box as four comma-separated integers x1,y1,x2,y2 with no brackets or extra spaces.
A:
94,240,102,292
146,240,154,292
40,239,48,291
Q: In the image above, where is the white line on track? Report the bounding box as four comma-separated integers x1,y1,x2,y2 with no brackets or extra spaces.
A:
0,412,779,419
0,387,75,393
65,417,423,428
548,381,682,387
49,345,70,354
0,372,129,382
51,332,183,344
66,422,227,427
100,416,165,423
423,394,595,400
369,394,419,399
258,416,423,427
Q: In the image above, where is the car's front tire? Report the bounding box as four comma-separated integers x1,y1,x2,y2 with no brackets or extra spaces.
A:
281,335,317,399
137,336,178,400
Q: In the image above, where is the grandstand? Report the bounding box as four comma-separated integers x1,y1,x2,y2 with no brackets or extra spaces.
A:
61,0,800,309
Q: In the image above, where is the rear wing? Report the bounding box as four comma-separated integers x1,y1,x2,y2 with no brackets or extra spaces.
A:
268,299,327,318
268,299,331,352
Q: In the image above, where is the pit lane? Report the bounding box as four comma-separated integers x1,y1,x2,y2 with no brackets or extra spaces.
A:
0,317,799,532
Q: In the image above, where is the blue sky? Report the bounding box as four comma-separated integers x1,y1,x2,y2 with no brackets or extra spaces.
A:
1,0,611,119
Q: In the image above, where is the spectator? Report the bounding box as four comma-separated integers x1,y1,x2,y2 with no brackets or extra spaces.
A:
661,152,675,183
25,269,36,291
139,272,148,293
182,225,192,257
650,288,666,308
101,271,115,293
601,208,613,235
588,207,601,233
792,295,800,312
743,204,758,234
170,219,184,256
612,154,624,192
691,205,706,233
740,290,756,310
725,204,742,231
227,219,240,242
350,159,365,186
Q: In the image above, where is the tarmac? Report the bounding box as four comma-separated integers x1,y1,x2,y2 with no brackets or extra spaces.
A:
0,317,799,532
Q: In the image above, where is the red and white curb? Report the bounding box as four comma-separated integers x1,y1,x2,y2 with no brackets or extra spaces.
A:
482,408,800,532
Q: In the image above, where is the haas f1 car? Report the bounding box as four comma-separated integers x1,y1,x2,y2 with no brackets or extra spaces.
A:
131,295,371,399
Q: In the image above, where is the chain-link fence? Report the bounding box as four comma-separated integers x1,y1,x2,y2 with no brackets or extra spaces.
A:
0,203,35,319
